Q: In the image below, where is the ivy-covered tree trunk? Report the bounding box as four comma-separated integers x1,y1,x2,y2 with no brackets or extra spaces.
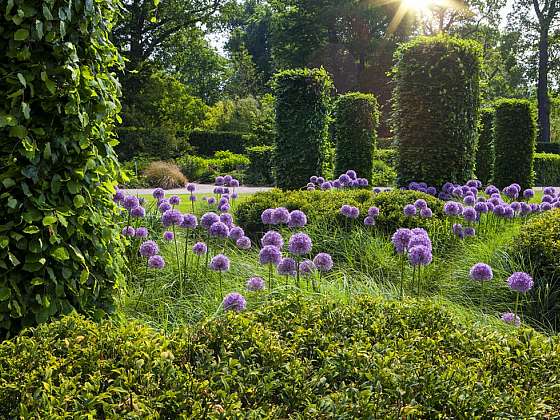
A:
0,0,125,338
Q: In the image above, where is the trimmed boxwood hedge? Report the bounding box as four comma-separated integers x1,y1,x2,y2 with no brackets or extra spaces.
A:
1,297,559,417
334,92,380,181
246,146,275,186
116,126,180,161
392,36,482,187
493,99,536,189
273,68,333,190
475,108,495,185
188,130,246,156
534,153,560,186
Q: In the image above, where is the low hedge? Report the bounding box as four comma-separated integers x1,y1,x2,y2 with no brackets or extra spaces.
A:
536,142,560,154
534,153,560,186
373,149,398,169
188,130,246,156
116,126,182,161
246,146,275,186
177,151,250,183
1,296,559,417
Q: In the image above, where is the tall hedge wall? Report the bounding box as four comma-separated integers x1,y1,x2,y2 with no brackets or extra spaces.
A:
534,153,560,187
246,146,275,186
475,108,495,185
493,99,536,189
536,142,560,154
273,68,333,190
0,0,124,338
334,93,379,181
188,130,246,156
116,126,180,161
392,36,482,187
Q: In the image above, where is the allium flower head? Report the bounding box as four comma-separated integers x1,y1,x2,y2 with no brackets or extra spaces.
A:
367,206,380,217
332,180,342,189
229,226,245,241
201,212,220,229
443,201,460,216
310,176,318,184
153,188,165,200
523,189,534,199
474,202,488,213
148,255,165,269
247,277,265,292
261,230,284,249
391,228,412,254
169,195,180,205
288,210,307,228
192,242,207,256
364,216,376,226
340,205,359,219
464,227,476,237
140,240,159,257
187,183,196,192
210,254,230,272
261,208,274,225
189,195,197,202
113,189,125,203
452,223,464,239
408,245,433,266
230,179,240,188
346,169,357,180
403,204,417,217
224,175,233,185
299,259,316,276
158,201,172,213
463,207,477,222
501,312,521,327
420,208,432,218
414,199,427,210
232,192,238,199
408,234,432,251
321,181,333,190
213,186,224,195
427,186,437,196
507,272,534,293
163,231,174,241
123,195,140,211
288,232,312,256
278,257,297,276
485,185,499,195
317,177,325,184
358,178,369,187
313,253,333,272
131,206,146,218
209,221,229,238
272,207,290,224
236,236,252,250
181,214,198,229
219,213,234,227
122,226,135,237
207,197,216,205
543,187,556,196
470,263,493,281
223,292,246,312
463,195,476,206
162,209,184,227
215,176,224,186
339,174,351,185
259,245,282,266
135,227,148,238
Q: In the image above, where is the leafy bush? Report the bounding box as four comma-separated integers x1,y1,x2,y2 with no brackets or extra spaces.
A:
475,108,495,185
273,68,333,190
334,93,380,181
177,151,250,183
512,210,560,330
115,126,184,161
371,161,397,187
2,297,559,417
246,146,275,186
0,0,125,338
373,149,399,169
534,153,560,186
143,162,187,189
536,142,560,154
392,36,482,187
188,130,246,156
493,99,536,189
377,137,397,149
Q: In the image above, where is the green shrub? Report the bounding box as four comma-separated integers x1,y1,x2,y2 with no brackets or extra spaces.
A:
334,93,380,181
273,68,333,190
511,210,560,331
2,297,559,417
534,153,560,186
0,0,125,338
246,146,275,186
475,108,495,185
377,137,397,149
115,126,184,161
536,142,560,154
392,36,482,187
143,161,187,189
371,160,397,187
493,99,536,189
373,149,399,169
188,130,246,156
177,152,250,183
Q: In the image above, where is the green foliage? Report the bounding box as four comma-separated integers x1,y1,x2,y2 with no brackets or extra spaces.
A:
177,151,250,183
534,153,560,186
371,161,397,187
115,126,184,161
373,149,399,169
188,130,246,156
0,0,125,338
246,146,275,186
2,297,560,417
493,99,536,189
536,142,560,154
334,93,380,181
475,108,495,185
273,68,333,190
377,137,397,149
392,36,482,187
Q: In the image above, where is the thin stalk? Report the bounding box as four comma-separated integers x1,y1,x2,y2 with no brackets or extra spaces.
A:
134,259,149,310
172,225,182,294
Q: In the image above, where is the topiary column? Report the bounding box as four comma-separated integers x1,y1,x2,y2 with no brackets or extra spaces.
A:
493,99,537,189
273,68,333,190
334,93,380,181
392,36,482,187
0,0,125,338
475,108,495,185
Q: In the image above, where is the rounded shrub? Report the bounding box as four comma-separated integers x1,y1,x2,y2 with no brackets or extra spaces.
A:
334,93,380,181
272,68,333,190
475,108,495,185
0,0,125,338
533,153,560,187
493,99,536,189
392,36,482,187
143,161,188,189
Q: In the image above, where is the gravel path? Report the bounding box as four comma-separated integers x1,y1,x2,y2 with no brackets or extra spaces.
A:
123,183,273,196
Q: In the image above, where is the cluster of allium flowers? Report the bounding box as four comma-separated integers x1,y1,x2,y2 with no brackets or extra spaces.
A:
135,227,149,238
288,210,307,228
469,263,493,282
259,245,282,266
140,240,159,257
288,232,312,256
148,255,165,269
364,206,380,226
507,272,534,293
162,209,184,227
192,242,207,256
201,212,220,229
236,236,252,250
501,312,521,327
307,171,368,190
408,245,432,266
503,184,520,200
340,205,360,219
130,206,146,218
123,195,139,211
313,253,333,272
391,228,412,254
408,182,437,196
209,221,230,238
163,231,174,241
122,226,135,237
181,214,198,229
228,226,245,241
246,276,265,291
278,257,297,276
223,292,246,312
261,230,284,249
299,259,316,276
113,189,125,203
210,254,230,272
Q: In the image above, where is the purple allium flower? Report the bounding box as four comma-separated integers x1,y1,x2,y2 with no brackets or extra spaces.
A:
485,185,499,195
452,187,463,197
215,176,224,186
470,263,493,281
261,208,274,225
224,175,233,185
232,192,238,199
542,194,553,203
219,203,230,212
207,197,216,205
288,232,312,256
219,213,233,227
201,212,220,229
340,205,360,219
408,245,432,266
130,206,146,218
321,181,333,190
463,195,476,206
230,179,240,188
414,199,427,210
209,221,229,238
373,187,382,194
511,202,521,212
259,245,282,266
189,195,197,202
140,240,159,257
272,207,290,225
443,201,459,216
464,227,476,237
122,226,135,237
123,195,140,211
391,228,412,254
420,208,432,218
503,185,519,199
169,195,180,206
358,178,369,187
135,227,148,238
408,234,432,251
313,253,333,272
236,236,252,250
158,201,172,213
339,174,351,185
501,312,521,327
332,180,342,189
229,226,245,241
213,187,224,195
523,189,534,200
162,209,184,227
306,184,315,191
543,187,556,196
364,216,376,226
192,242,207,256
453,223,464,238
427,186,437,196
442,182,454,194
181,214,198,229
148,255,165,269
247,277,265,292
218,197,229,207
210,254,230,272
278,257,297,276
299,259,316,276
507,272,534,293
466,180,478,188
317,177,325,184
223,292,246,312
503,206,515,219
520,202,532,214
346,170,357,180
463,207,477,222
163,231,174,241
261,230,284,249
411,227,429,237
186,183,196,192
153,188,165,200
288,210,307,228
403,204,417,217
367,206,380,217
310,176,318,184
474,202,488,213
113,189,125,203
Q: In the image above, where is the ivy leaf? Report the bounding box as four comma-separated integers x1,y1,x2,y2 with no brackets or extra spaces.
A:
14,28,29,41
42,215,57,226
73,194,85,208
50,246,69,261
17,73,26,87
0,288,11,302
35,20,43,39
22,102,31,119
23,225,40,235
